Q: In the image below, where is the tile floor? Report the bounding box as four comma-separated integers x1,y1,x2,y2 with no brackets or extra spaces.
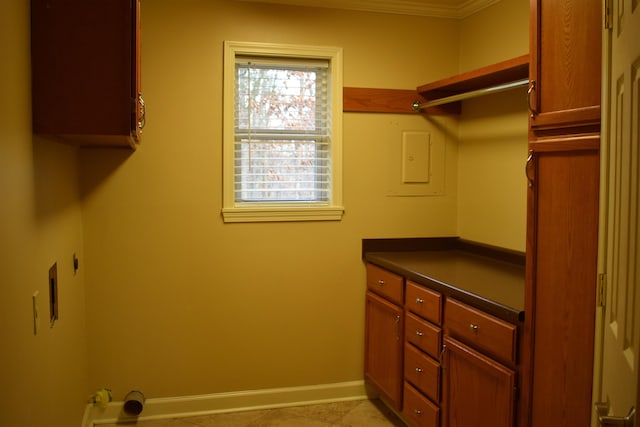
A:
97,399,406,426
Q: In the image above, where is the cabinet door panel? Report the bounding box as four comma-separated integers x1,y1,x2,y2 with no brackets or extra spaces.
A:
31,0,141,147
526,138,599,427
529,0,601,130
442,336,515,427
365,291,403,410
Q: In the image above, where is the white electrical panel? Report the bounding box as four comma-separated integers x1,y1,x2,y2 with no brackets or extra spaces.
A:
402,131,431,183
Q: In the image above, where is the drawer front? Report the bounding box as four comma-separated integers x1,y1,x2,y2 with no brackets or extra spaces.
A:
406,281,442,325
405,312,441,359
404,343,440,402
366,264,403,305
444,298,517,364
403,382,440,427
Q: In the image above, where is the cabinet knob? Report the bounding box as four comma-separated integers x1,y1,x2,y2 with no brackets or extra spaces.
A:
415,367,423,373
377,279,385,286
416,331,424,337
469,324,479,333
414,409,422,415
416,297,424,304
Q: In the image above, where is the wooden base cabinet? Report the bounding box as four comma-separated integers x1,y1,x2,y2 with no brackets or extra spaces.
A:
364,260,523,427
442,336,516,427
365,290,403,410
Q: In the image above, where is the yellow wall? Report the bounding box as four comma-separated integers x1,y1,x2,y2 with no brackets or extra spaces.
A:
80,0,460,400
457,0,529,250
459,0,530,72
0,0,529,424
0,1,89,426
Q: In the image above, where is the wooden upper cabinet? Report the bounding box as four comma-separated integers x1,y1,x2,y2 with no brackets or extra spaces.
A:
529,0,602,131
31,0,143,148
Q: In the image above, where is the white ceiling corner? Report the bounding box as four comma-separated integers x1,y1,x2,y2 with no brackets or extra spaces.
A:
234,0,501,19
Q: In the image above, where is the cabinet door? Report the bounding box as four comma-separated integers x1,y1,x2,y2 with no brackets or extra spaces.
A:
525,135,599,427
442,336,515,427
31,0,142,147
365,291,403,410
529,0,601,130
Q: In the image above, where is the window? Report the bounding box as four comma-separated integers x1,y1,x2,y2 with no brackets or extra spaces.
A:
223,41,344,222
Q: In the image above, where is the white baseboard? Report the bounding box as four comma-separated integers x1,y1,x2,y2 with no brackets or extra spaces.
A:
83,380,368,426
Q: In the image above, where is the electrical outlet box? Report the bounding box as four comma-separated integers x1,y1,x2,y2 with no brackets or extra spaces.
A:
49,262,58,327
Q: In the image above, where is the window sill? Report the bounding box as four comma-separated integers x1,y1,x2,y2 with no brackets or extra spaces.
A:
222,205,345,223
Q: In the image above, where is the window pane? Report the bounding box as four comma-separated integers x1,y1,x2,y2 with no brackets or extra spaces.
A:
236,65,322,132
234,59,331,203
235,139,330,202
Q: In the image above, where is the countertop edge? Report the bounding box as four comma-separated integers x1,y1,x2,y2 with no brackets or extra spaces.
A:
362,238,525,324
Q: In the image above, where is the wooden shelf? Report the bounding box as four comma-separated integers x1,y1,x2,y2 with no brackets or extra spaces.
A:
343,55,529,115
416,55,529,108
343,87,459,115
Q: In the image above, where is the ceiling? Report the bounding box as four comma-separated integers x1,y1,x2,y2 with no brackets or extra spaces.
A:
234,0,501,19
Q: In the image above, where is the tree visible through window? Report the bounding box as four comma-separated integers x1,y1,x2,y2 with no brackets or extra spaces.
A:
235,59,330,203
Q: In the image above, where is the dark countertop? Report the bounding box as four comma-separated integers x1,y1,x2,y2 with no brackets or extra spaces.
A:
363,239,525,324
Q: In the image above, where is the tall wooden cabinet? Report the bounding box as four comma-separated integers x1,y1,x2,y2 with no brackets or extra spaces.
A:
31,0,144,148
524,0,602,426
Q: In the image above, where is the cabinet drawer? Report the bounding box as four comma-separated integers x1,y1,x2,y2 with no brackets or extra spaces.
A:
404,343,440,402
403,382,439,427
405,312,441,359
406,281,442,325
366,264,403,305
444,299,517,364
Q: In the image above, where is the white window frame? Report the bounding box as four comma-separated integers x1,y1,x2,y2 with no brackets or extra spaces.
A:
222,41,344,223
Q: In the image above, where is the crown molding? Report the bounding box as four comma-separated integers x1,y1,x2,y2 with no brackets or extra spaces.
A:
234,0,501,19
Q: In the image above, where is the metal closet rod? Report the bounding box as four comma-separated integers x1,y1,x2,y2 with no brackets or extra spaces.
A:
412,78,530,111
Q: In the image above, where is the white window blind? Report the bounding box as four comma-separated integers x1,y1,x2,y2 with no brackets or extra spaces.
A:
234,57,331,203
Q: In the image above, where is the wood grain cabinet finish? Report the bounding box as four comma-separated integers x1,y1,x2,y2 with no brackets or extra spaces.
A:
445,299,517,365
525,136,600,427
367,264,404,306
404,343,440,403
402,278,443,426
365,262,521,427
442,336,516,427
524,0,602,425
365,290,404,411
403,382,440,427
406,281,442,325
528,0,602,131
405,312,442,360
31,0,143,148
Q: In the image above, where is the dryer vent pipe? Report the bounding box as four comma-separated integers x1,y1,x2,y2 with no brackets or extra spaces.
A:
123,390,145,416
